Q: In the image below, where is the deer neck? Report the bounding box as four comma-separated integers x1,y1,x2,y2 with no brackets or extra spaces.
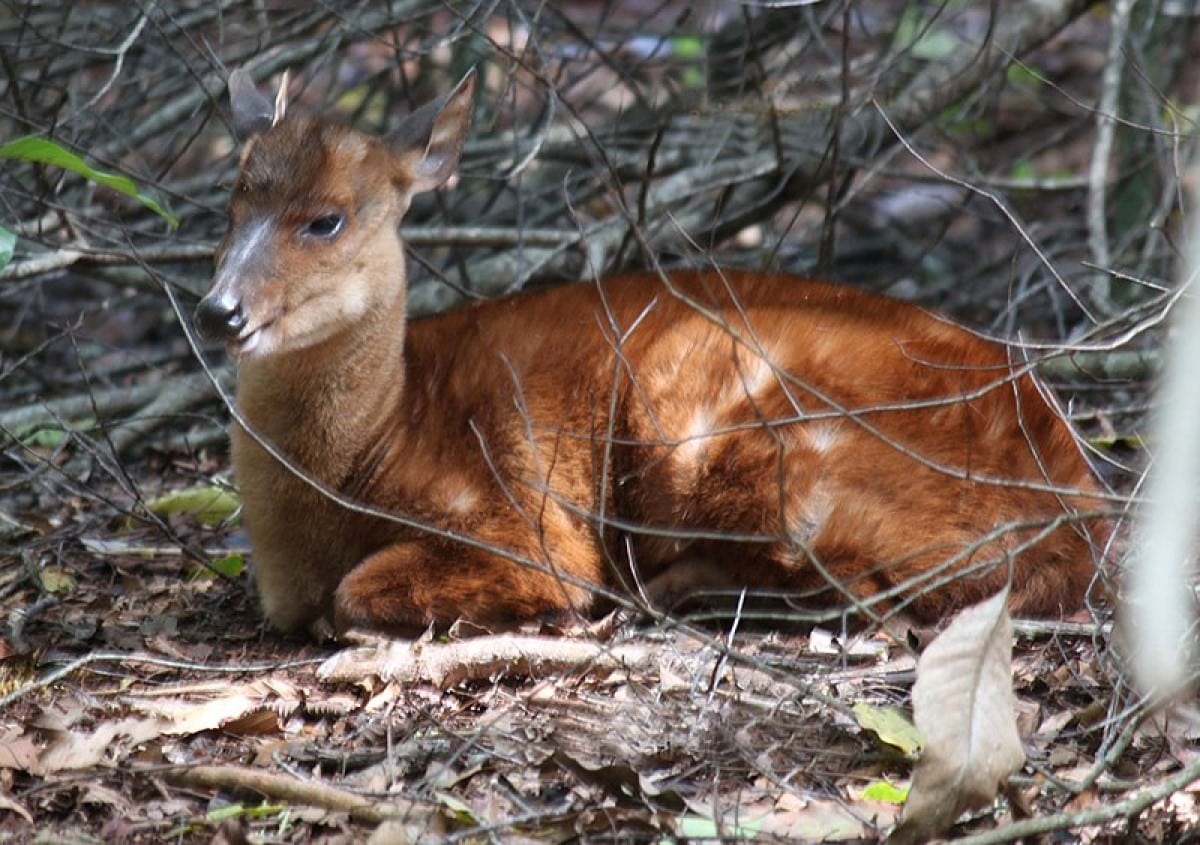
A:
234,294,408,485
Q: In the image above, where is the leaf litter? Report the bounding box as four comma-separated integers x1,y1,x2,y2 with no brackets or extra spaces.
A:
4,449,1183,844
0,497,1171,845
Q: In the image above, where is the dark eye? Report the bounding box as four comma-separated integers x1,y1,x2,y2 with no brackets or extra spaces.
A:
301,213,345,240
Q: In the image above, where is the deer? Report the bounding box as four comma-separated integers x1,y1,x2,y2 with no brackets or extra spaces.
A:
195,68,1111,640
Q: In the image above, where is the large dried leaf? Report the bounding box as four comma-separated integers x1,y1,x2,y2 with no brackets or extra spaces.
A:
679,791,902,841
29,680,303,774
888,588,1024,844
0,728,39,772
36,717,165,774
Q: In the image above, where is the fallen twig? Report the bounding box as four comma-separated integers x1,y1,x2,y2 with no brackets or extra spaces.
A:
0,243,213,280
0,367,231,438
105,365,235,456
319,630,847,709
0,650,324,710
949,755,1200,844
319,633,656,689
165,764,426,826
1036,349,1160,382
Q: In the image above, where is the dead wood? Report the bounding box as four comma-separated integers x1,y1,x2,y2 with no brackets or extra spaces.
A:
165,764,426,826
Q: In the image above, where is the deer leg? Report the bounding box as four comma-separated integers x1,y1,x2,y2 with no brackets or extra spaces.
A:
332,539,596,637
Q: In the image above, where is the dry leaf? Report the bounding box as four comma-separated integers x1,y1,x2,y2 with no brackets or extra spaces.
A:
125,679,303,735
37,717,165,774
0,728,39,772
888,588,1024,844
0,789,33,823
679,791,901,841
220,709,283,736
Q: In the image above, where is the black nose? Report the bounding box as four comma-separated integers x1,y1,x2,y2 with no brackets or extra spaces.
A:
195,293,247,340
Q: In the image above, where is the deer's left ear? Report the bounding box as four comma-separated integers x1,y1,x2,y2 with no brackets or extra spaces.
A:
387,68,476,194
228,68,289,140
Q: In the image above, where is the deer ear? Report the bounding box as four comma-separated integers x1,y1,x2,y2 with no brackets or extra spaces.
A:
229,68,286,139
388,68,476,194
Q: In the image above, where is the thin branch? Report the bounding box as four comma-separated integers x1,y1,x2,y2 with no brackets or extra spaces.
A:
318,633,657,690
948,756,1200,844
1087,0,1136,312
0,244,213,280
164,765,425,825
0,368,232,435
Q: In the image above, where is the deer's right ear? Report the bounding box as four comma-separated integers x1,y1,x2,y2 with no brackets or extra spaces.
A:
228,68,276,139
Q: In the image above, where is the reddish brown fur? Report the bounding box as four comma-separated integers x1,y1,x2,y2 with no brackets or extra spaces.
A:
197,71,1110,637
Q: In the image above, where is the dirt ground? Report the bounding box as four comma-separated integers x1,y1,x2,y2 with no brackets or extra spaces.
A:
0,428,1189,842
3,506,1182,843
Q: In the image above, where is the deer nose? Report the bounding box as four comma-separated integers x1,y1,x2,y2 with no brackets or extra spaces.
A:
195,292,247,340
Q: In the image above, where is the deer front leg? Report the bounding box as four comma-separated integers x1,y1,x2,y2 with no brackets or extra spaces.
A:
332,538,597,637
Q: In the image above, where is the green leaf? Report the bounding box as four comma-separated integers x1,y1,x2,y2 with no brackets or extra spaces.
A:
0,226,14,272
433,791,481,824
675,813,764,839
670,35,705,88
1090,432,1143,450
20,425,69,449
209,552,246,578
894,8,961,61
206,802,286,822
206,804,248,822
852,701,923,758
1006,63,1042,88
1010,160,1036,181
15,417,96,449
147,484,241,526
244,803,287,820
674,816,720,838
672,35,704,59
0,135,179,227
861,779,909,804
39,566,76,595
191,552,246,581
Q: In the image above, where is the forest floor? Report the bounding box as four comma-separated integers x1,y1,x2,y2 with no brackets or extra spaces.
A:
0,457,1194,842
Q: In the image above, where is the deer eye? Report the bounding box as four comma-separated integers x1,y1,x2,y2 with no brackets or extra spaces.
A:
301,213,345,240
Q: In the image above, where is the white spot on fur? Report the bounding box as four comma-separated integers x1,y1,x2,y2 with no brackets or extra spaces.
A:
338,275,371,322
786,483,833,549
687,408,714,438
742,354,775,398
683,407,713,446
806,423,840,453
674,407,714,472
447,487,478,514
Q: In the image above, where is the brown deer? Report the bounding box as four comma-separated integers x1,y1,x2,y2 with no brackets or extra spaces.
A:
195,69,1110,639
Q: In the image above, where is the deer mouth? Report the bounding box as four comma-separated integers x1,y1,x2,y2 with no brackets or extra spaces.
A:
235,327,262,356
232,319,275,357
